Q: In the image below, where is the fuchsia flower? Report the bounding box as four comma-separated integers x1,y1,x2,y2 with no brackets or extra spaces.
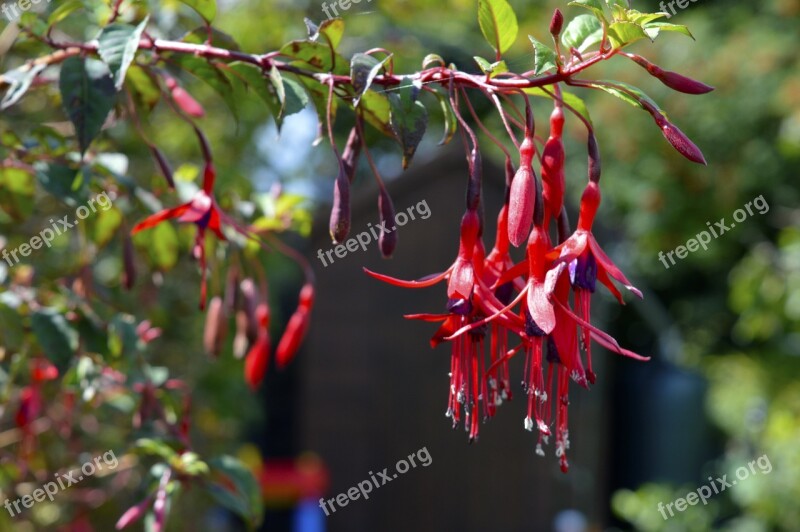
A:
132,163,247,310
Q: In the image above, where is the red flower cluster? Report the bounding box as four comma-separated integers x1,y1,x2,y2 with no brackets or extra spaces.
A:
366,100,651,472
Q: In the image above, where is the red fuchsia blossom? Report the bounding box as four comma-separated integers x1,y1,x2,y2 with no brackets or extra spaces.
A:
275,283,315,369
132,163,248,310
245,303,271,389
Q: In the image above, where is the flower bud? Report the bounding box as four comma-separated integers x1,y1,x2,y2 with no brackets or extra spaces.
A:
275,308,310,368
244,332,270,389
508,164,536,247
629,55,714,95
203,296,228,357
378,186,397,258
549,9,564,37
329,165,351,244
654,114,707,165
341,127,362,183
116,497,152,530
166,76,205,118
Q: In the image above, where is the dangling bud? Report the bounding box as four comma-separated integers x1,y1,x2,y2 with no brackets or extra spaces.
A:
244,330,270,389
165,76,205,118
541,105,566,222
115,497,153,530
275,283,314,368
329,163,351,244
587,132,601,183
549,9,564,37
628,54,714,95
378,186,397,258
341,126,362,183
203,296,228,357
239,279,259,344
232,310,250,359
466,147,482,212
653,113,707,165
508,155,536,247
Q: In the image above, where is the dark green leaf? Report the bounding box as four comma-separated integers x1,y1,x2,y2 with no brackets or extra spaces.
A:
431,91,457,146
389,87,428,169
0,302,25,352
208,455,263,527
97,18,149,90
58,57,116,154
477,0,519,55
172,55,238,119
34,162,88,206
350,53,390,106
31,308,78,372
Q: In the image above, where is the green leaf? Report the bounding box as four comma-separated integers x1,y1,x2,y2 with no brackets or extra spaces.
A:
58,57,116,154
126,65,161,109
0,302,25,352
97,18,149,91
31,308,78,372
586,80,659,111
181,27,240,50
34,162,88,206
133,221,179,271
279,40,348,75
133,438,179,461
208,456,263,528
317,18,345,50
47,0,84,26
607,21,649,48
431,91,457,146
422,54,445,69
350,53,390,106
179,0,216,23
644,22,694,40
108,314,140,358
264,67,309,121
0,63,46,110
528,37,558,76
357,90,394,137
0,167,35,220
473,57,508,79
477,0,519,55
561,14,604,52
568,0,608,21
92,207,123,247
389,86,428,169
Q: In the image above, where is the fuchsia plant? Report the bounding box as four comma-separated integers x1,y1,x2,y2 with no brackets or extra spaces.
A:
0,0,712,527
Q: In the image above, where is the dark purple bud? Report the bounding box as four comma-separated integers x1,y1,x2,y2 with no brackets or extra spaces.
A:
149,147,174,189
550,9,564,37
466,147,482,211
239,279,259,344
378,186,397,258
329,165,351,244
630,55,714,95
654,114,707,165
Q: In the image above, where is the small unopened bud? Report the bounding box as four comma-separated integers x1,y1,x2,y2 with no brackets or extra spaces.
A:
587,133,601,183
341,127,362,183
244,332,270,389
508,164,536,247
466,147,482,211
378,187,397,258
167,78,205,118
239,279,259,343
629,55,714,95
203,296,228,357
329,165,351,244
549,9,564,37
116,497,152,530
275,283,314,368
654,114,707,165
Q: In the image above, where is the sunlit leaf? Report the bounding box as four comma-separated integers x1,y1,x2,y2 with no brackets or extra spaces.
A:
477,0,519,55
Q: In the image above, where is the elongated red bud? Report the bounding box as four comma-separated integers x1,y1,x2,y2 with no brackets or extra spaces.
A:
577,181,601,231
541,106,565,221
550,9,564,37
629,54,714,95
203,296,228,357
341,127,362,183
244,332,270,389
122,232,136,290
378,186,397,258
329,165,351,244
587,133,601,183
508,163,536,247
116,497,152,530
653,114,707,165
275,283,314,368
31,358,58,382
166,76,205,118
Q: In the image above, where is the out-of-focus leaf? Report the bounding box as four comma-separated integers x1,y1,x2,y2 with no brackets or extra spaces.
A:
133,438,179,461
350,53,390,106
0,302,25,352
317,18,345,50
133,222,179,271
473,57,508,78
34,162,88,206
97,18,149,90
208,455,263,527
108,314,140,358
58,57,116,154
568,0,608,21
477,0,519,55
525,87,593,127
172,55,238,119
125,65,161,109
0,167,35,220
0,63,46,110
181,27,240,50
47,0,84,26
93,207,123,247
179,0,216,23
31,308,78,372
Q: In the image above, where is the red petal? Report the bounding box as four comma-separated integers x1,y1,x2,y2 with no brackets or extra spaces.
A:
404,313,450,322
363,267,450,288
131,204,190,234
447,258,474,299
527,280,556,334
546,231,589,262
587,236,642,298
